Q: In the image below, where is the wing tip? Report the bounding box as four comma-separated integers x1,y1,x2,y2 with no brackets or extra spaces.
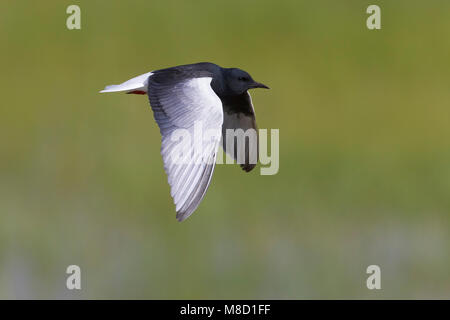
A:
176,210,193,222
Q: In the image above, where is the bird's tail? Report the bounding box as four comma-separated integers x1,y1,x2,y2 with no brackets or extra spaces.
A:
99,72,153,94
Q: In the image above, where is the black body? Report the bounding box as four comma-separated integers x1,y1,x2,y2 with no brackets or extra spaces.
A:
148,62,267,117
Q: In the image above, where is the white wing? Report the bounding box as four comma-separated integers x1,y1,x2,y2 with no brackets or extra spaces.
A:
148,71,223,221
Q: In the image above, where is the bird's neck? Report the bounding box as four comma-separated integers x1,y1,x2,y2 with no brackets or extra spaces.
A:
219,92,253,116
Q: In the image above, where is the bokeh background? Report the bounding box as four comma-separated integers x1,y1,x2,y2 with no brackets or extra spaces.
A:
0,0,449,299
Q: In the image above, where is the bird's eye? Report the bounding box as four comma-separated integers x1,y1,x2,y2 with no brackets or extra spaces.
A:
238,77,247,81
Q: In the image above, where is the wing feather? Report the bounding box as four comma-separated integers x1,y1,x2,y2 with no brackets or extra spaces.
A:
147,70,223,221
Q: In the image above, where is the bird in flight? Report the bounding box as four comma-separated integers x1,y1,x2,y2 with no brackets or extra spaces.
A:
100,62,269,221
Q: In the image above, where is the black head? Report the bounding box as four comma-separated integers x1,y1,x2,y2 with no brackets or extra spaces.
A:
224,68,269,95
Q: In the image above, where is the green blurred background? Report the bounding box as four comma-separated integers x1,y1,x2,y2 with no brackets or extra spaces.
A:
0,0,449,299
